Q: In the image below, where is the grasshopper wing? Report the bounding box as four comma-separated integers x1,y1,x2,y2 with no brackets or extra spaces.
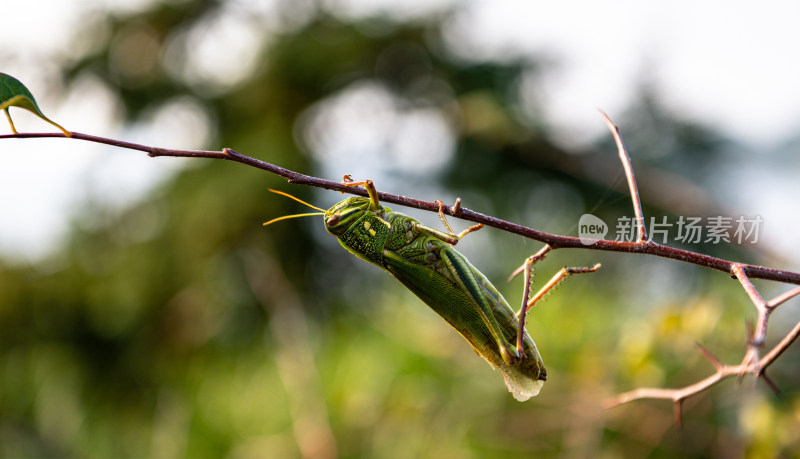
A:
383,246,544,400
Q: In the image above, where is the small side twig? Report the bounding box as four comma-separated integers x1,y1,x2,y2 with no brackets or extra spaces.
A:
767,285,800,308
600,109,647,242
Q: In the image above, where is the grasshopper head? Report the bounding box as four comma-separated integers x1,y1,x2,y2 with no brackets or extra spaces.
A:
324,196,388,236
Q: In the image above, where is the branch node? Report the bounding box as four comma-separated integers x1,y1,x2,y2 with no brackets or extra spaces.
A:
148,147,166,157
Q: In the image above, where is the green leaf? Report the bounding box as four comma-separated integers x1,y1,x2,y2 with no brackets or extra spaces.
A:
0,72,70,136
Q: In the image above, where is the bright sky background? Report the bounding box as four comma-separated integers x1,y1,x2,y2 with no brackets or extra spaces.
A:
2,0,800,263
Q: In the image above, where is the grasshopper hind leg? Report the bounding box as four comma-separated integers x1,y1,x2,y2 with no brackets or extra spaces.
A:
515,252,601,355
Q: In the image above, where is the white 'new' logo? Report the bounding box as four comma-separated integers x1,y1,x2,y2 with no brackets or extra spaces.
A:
578,214,608,245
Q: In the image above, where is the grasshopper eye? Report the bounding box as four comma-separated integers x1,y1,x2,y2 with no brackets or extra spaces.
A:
326,214,341,226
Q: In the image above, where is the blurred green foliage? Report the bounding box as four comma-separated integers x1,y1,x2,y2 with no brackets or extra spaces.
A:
2,2,799,458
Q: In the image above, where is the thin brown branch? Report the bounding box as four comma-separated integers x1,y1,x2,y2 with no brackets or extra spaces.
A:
5,121,800,422
607,367,727,409
3,131,800,286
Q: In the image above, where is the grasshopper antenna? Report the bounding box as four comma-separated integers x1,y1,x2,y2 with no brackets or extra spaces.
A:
264,189,325,226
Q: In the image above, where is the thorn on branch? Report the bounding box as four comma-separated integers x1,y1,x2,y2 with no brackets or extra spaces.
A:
452,197,462,216
674,400,683,429
760,371,782,399
745,319,755,341
695,342,723,370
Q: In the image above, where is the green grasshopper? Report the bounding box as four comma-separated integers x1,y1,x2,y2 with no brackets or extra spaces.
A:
265,178,599,401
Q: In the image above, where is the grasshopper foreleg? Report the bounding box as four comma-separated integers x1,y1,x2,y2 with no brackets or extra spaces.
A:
341,176,382,212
